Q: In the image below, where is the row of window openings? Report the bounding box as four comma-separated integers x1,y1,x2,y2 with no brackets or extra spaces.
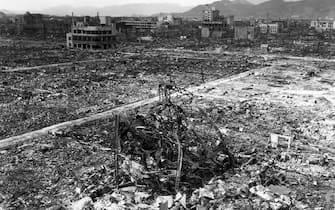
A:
69,43,113,49
69,36,113,41
318,24,333,28
73,30,113,34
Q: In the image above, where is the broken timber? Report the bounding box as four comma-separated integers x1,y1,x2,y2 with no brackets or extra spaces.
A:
0,66,271,149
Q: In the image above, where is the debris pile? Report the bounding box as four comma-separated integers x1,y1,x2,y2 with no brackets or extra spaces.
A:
0,52,262,139
1,40,335,209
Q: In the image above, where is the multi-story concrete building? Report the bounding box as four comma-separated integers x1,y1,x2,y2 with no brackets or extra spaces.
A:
17,12,44,35
259,23,280,34
234,26,255,40
226,15,235,26
116,17,157,38
201,6,233,39
158,15,174,24
268,23,279,33
66,17,117,49
157,14,183,26
99,16,113,26
44,17,72,37
259,24,267,34
201,21,228,38
311,19,335,32
202,7,220,22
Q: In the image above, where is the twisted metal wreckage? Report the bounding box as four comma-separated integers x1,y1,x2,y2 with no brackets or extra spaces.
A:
110,81,236,195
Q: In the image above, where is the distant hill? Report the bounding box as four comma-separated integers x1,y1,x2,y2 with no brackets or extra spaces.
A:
0,11,6,18
2,0,334,19
247,0,335,18
37,3,192,17
0,9,18,15
182,0,254,19
182,0,335,19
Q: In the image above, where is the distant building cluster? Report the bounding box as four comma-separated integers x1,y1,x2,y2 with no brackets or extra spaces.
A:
4,12,72,37
310,19,335,32
0,7,334,49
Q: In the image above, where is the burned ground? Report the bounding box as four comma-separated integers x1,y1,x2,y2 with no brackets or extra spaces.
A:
0,41,335,210
0,50,260,139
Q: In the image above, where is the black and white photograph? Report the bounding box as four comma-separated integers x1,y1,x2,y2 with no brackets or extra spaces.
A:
0,0,335,209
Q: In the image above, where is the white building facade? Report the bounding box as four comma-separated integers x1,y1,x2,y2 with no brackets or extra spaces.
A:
311,19,335,32
259,23,279,34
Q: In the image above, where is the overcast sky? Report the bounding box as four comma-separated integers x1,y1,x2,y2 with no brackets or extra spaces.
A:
0,0,273,11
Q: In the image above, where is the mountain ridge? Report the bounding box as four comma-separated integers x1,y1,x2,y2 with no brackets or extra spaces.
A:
1,0,334,18
37,3,192,16
182,0,335,19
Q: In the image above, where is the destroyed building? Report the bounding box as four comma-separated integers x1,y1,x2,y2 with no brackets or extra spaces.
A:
66,16,117,49
234,26,255,41
202,6,220,22
5,12,72,38
259,23,280,34
155,15,185,39
43,17,72,38
233,20,257,41
157,14,183,26
201,7,234,39
17,12,45,35
310,19,335,32
116,17,158,39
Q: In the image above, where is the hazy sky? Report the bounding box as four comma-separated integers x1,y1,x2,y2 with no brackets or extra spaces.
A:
1,0,270,11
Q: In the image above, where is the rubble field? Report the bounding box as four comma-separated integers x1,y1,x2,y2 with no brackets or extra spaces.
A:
0,39,234,70
0,51,261,138
0,55,335,209
0,43,114,69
